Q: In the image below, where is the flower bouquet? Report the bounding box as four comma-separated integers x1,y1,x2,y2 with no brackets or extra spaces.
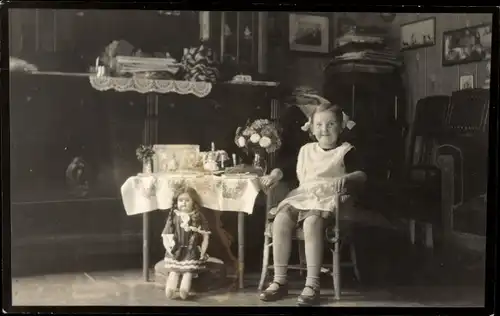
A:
136,145,155,173
234,119,282,174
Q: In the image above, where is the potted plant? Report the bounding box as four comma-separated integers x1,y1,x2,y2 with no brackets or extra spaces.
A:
136,145,156,174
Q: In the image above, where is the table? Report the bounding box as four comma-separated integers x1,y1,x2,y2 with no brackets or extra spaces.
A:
120,171,270,288
87,74,281,288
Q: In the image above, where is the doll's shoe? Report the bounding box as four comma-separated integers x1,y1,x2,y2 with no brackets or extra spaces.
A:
297,286,320,306
165,287,175,299
179,289,189,300
259,282,288,302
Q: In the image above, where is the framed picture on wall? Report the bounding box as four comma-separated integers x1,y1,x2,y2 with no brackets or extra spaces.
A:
400,17,436,51
442,24,492,66
459,74,474,90
289,13,330,54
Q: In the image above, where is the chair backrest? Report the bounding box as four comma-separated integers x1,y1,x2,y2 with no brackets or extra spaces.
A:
447,88,489,134
413,95,450,137
408,95,450,167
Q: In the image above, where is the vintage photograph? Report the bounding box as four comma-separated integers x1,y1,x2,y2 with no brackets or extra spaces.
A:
289,13,330,53
400,17,436,51
3,7,495,312
443,24,492,66
459,74,475,90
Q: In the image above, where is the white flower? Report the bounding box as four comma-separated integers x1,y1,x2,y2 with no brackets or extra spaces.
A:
259,136,272,148
250,133,261,143
237,136,246,147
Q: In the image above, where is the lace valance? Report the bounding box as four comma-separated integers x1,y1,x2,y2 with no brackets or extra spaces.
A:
89,76,213,97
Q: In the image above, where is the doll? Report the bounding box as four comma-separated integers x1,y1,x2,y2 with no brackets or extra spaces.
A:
162,186,211,299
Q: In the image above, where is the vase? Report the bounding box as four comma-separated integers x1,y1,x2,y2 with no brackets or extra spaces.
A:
143,158,153,174
252,152,267,175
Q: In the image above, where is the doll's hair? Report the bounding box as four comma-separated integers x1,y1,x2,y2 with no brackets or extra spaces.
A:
307,103,346,141
171,186,203,224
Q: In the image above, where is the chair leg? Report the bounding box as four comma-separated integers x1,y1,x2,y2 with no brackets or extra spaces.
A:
258,236,271,291
332,242,341,300
349,242,361,282
298,241,306,276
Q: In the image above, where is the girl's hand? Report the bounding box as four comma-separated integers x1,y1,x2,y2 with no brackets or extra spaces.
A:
332,176,347,193
261,169,283,188
260,174,279,188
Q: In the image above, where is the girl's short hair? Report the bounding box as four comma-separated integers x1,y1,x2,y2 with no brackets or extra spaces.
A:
307,103,346,140
310,103,344,126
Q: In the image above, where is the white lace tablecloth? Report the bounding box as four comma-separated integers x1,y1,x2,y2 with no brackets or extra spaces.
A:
89,76,213,97
120,173,262,215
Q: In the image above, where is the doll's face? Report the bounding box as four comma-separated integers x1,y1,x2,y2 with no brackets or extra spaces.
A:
312,110,343,148
177,193,194,213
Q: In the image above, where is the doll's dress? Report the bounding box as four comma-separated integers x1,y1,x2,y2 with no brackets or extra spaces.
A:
163,209,211,273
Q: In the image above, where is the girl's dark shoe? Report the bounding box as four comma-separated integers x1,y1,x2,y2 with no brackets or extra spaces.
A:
259,282,288,302
297,286,321,306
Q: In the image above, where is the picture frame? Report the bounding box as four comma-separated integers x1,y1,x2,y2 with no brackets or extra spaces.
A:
400,17,436,51
289,13,330,54
152,144,201,172
442,23,492,67
459,74,475,90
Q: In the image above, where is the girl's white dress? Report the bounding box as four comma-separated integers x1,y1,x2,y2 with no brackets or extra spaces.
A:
275,142,354,215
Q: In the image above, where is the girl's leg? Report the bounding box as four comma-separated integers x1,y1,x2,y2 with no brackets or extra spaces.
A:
165,272,180,298
179,272,193,299
267,210,295,290
302,215,325,296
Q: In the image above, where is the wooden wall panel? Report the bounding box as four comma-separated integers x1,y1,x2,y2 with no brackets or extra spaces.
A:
396,13,493,120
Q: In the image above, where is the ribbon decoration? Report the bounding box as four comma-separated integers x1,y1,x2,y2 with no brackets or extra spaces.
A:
298,93,356,131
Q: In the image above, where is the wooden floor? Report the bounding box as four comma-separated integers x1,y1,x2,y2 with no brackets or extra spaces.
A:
10,270,484,307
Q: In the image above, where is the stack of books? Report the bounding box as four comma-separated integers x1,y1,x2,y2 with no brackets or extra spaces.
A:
115,56,181,75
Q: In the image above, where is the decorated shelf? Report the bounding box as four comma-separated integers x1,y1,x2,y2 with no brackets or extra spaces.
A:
89,75,279,96
16,71,280,97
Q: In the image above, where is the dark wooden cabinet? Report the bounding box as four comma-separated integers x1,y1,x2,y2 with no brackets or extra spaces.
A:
10,73,147,276
9,72,279,276
207,11,267,74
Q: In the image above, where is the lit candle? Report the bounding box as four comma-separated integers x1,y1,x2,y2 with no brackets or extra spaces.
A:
232,153,237,166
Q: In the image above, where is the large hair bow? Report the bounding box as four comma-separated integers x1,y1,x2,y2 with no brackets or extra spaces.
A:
298,94,356,131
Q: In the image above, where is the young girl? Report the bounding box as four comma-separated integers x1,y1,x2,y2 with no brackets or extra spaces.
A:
162,186,211,300
259,95,367,306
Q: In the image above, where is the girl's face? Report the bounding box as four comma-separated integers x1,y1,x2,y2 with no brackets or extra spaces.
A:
177,193,194,213
312,110,343,148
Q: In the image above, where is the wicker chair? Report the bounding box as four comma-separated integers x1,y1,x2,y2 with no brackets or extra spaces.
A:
258,182,360,300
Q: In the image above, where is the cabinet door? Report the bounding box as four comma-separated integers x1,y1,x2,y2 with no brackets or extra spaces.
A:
9,74,146,203
210,11,262,71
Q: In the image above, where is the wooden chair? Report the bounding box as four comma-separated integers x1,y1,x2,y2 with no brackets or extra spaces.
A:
258,183,360,300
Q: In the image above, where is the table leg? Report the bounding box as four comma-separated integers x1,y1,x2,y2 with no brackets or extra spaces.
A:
238,212,245,289
143,212,150,282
